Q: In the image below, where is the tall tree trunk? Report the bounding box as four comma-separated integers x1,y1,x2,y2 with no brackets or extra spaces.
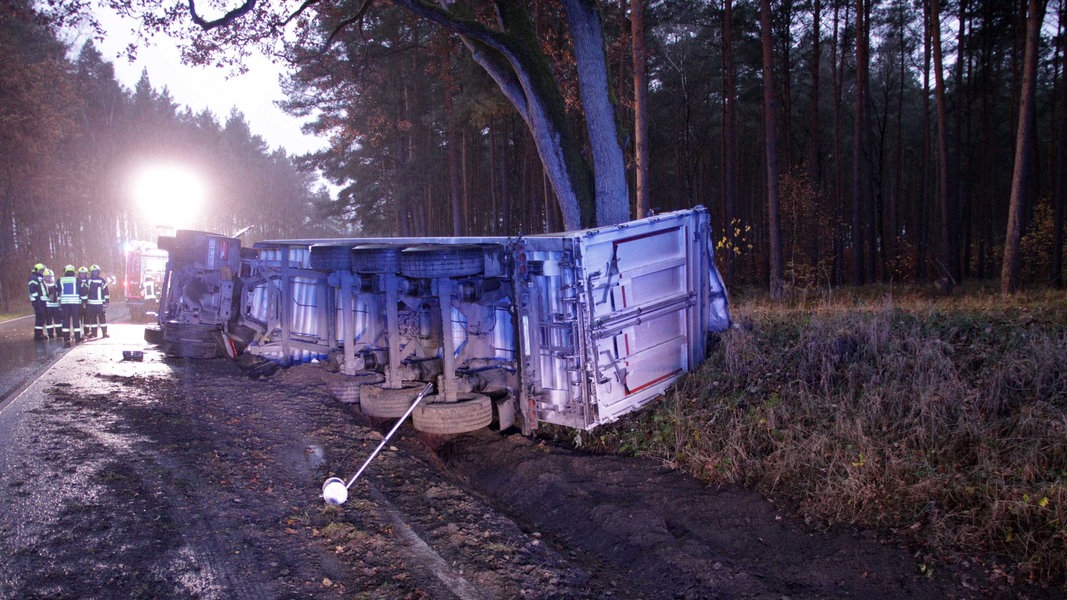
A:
1054,0,1066,287
723,0,739,280
632,0,649,219
919,0,933,281
1001,0,1046,294
501,118,513,233
893,1,906,272
461,129,471,235
489,124,499,233
780,0,795,169
831,1,847,285
445,75,463,237
851,0,869,285
956,0,971,278
808,0,822,190
761,0,784,299
560,0,630,226
930,0,957,290
808,0,823,272
401,0,592,229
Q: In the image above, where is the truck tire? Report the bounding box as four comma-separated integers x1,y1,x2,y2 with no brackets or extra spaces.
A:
157,235,176,253
399,245,483,279
412,393,493,434
162,322,222,358
309,244,353,271
359,381,426,418
329,371,386,404
163,322,219,342
350,245,401,274
144,324,163,345
163,339,221,359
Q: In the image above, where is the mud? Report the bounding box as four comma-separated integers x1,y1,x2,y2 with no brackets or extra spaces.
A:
0,327,1056,599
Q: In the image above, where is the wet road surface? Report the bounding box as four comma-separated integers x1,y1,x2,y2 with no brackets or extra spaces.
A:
0,307,133,406
0,316,67,406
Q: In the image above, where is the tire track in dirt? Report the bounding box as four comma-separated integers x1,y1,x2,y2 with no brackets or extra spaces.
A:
103,369,350,599
437,433,1004,600
6,341,1055,599
364,484,488,599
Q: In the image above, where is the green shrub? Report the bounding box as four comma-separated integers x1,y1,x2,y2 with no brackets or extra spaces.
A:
585,288,1067,586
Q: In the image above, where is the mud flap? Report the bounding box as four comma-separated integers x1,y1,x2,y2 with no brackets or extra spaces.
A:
215,331,239,360
495,396,516,431
144,324,163,345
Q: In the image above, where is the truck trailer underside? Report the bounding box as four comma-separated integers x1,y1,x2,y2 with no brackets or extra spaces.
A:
149,207,731,435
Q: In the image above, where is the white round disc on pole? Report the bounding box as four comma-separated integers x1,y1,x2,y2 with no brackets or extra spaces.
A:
322,477,348,506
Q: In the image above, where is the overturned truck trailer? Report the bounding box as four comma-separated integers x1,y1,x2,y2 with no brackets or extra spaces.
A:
153,207,730,435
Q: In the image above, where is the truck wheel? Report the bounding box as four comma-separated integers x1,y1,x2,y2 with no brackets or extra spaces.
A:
350,245,401,274
163,339,220,359
144,324,163,345
329,371,386,404
162,322,222,358
309,244,353,271
163,322,219,343
412,393,492,434
360,381,426,418
399,245,483,279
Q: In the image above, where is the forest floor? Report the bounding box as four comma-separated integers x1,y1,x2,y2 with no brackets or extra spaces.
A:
0,324,1059,599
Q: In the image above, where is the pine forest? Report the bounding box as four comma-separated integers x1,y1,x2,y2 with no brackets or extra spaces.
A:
2,0,1066,307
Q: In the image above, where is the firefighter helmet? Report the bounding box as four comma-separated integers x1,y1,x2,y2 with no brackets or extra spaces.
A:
78,266,88,275
64,264,76,274
33,263,44,273
42,268,53,278
90,264,100,272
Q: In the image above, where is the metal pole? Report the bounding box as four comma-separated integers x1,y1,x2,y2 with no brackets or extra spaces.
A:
322,382,433,505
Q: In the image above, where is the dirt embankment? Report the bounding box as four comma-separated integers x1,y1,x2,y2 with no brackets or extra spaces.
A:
0,344,1056,599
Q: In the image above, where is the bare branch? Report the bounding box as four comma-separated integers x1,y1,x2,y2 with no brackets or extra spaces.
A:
390,0,509,53
280,0,324,28
188,0,258,30
325,0,375,47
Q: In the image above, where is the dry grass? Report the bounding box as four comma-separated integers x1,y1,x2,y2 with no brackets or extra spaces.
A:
583,286,1067,587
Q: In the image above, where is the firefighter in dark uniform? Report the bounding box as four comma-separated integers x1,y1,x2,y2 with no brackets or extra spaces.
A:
42,268,61,339
59,265,87,348
77,266,90,339
28,263,46,340
85,264,110,338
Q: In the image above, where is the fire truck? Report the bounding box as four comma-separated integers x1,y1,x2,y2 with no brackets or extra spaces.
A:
124,242,168,321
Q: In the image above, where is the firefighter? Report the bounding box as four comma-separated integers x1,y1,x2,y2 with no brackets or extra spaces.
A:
42,268,61,339
27,263,46,340
59,265,86,348
77,266,90,338
143,275,157,303
85,264,110,338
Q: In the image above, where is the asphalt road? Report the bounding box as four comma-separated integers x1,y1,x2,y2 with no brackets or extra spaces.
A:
0,305,133,408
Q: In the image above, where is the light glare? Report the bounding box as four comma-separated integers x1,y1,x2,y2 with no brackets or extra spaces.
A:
131,163,206,228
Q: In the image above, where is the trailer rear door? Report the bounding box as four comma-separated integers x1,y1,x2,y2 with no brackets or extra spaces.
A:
575,210,716,424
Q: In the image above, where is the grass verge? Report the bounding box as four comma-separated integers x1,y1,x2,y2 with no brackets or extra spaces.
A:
572,286,1066,587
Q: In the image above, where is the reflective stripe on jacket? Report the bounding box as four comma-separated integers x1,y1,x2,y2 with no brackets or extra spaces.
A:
87,277,109,305
44,282,60,308
59,275,83,305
